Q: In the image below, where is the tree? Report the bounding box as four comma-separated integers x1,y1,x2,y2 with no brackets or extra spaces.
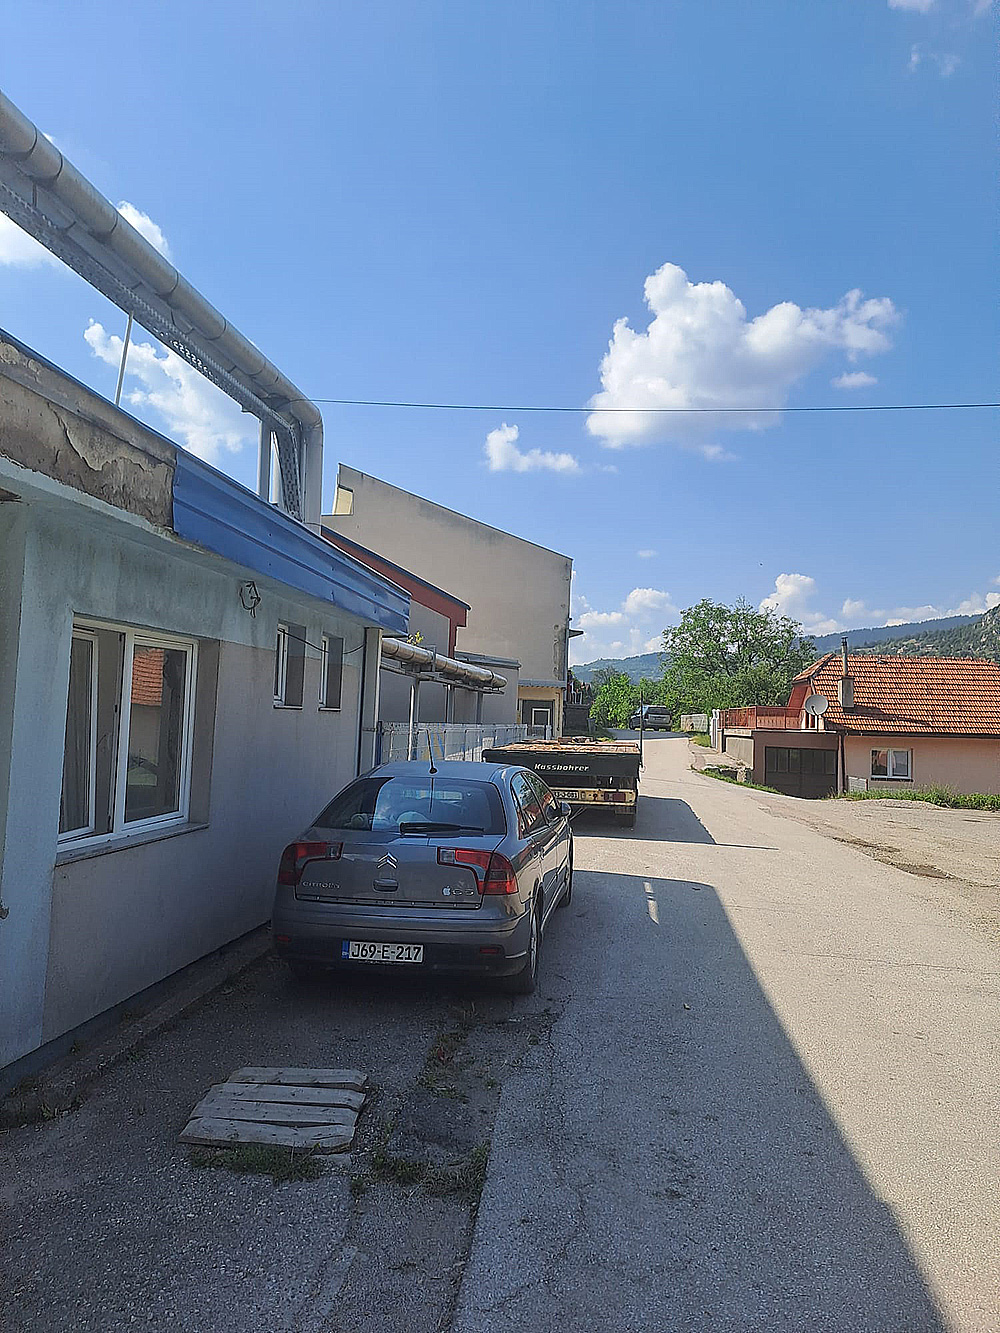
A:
659,599,816,718
589,671,638,730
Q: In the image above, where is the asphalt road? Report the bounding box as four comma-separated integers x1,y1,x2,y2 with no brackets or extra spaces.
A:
453,735,1000,1333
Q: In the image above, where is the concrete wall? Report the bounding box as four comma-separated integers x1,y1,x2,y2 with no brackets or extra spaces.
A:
0,492,370,1071
327,466,572,689
721,732,754,767
844,734,1000,796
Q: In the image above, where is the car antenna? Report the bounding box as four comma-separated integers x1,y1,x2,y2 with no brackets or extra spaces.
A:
427,736,437,775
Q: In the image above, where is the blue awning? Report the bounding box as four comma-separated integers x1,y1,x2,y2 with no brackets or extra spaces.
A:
172,452,409,634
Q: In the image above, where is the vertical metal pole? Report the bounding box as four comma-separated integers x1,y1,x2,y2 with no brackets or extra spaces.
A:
114,312,133,407
407,678,421,760
475,691,483,725
258,421,272,502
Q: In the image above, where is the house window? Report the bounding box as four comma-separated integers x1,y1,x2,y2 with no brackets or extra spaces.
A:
872,748,911,780
320,634,344,710
274,622,305,708
58,622,196,845
333,486,354,515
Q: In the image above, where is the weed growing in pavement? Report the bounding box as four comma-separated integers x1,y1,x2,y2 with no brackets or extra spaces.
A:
188,1143,325,1184
839,785,1000,812
690,732,712,747
699,766,783,795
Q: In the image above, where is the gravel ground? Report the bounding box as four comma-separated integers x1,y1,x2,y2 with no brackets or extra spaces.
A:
0,954,563,1333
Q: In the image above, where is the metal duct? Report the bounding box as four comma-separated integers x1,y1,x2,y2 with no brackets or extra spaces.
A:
381,637,507,691
0,88,323,526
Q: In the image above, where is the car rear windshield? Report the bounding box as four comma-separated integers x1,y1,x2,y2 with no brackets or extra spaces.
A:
314,776,507,835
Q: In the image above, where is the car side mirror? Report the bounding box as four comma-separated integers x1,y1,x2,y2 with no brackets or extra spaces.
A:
559,801,572,819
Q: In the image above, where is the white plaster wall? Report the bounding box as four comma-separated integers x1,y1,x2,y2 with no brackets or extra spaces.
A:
0,500,370,1066
328,466,572,687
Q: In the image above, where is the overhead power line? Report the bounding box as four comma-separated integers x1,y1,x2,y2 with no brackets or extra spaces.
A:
293,397,997,415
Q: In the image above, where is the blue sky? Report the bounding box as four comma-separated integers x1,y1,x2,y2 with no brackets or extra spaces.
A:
1,0,996,664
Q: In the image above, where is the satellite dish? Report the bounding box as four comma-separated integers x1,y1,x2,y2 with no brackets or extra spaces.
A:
804,693,829,716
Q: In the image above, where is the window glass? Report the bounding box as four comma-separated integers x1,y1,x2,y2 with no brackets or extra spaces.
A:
891,750,911,779
511,772,546,835
321,634,344,709
871,749,889,778
124,644,188,823
788,749,801,773
527,771,558,820
315,777,505,835
59,633,95,835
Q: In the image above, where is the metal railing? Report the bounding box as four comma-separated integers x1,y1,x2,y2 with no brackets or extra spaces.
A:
717,707,801,730
375,722,529,765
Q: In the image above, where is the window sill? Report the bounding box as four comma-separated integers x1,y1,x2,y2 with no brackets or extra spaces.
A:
55,821,209,866
273,702,303,710
318,706,342,713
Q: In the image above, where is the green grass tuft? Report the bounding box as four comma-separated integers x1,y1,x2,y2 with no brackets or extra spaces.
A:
189,1143,325,1183
690,732,712,747
840,785,1000,811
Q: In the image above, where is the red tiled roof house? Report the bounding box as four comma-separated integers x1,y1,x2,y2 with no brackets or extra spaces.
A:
717,646,1000,798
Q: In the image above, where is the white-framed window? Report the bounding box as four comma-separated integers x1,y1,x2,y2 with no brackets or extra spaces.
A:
58,621,197,846
274,622,305,708
320,634,344,710
871,747,912,780
274,623,289,704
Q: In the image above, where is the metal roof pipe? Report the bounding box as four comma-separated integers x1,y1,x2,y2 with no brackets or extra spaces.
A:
0,88,324,528
380,637,507,691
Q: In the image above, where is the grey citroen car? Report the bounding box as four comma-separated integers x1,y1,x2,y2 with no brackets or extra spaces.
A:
271,760,573,994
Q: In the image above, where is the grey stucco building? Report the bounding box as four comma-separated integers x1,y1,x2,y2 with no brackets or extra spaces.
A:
0,332,407,1083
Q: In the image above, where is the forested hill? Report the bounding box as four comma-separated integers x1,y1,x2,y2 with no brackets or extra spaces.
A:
571,652,662,684
811,614,980,654
852,605,999,660
571,611,994,684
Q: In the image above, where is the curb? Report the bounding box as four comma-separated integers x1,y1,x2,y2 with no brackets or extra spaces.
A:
1,927,272,1128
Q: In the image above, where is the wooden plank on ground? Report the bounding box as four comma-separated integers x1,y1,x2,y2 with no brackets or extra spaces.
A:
228,1067,367,1091
191,1097,358,1127
179,1117,354,1151
206,1082,366,1110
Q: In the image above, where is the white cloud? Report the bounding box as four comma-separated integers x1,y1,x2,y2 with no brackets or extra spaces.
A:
832,370,877,390
637,549,657,559
760,574,842,635
992,574,1000,587
483,422,580,475
84,321,252,462
0,214,59,268
761,575,1000,639
571,584,677,662
116,201,172,259
889,0,934,11
587,263,897,453
909,44,961,75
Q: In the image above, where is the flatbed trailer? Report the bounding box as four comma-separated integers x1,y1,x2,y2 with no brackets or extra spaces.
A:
482,737,641,828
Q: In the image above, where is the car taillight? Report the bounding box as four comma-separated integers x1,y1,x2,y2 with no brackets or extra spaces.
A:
483,853,519,895
278,840,342,886
438,848,519,894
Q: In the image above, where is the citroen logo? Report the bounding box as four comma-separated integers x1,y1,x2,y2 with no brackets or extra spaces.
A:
377,853,397,873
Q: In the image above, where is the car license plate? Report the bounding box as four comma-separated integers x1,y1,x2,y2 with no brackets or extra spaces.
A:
342,940,424,964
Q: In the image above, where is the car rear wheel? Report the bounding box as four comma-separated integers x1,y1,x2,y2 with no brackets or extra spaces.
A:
503,905,539,995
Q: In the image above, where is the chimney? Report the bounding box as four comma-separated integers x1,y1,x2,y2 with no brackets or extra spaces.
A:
838,636,854,710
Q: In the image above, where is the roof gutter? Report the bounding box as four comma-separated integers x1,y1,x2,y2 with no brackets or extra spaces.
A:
0,89,322,527
381,636,507,691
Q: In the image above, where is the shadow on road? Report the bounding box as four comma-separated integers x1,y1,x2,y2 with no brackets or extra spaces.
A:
466,868,949,1332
